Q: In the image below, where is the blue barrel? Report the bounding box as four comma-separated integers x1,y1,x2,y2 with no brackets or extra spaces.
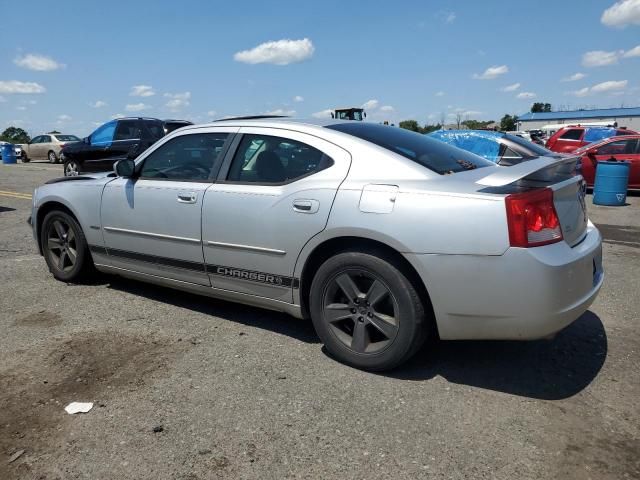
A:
1,143,17,164
593,160,630,206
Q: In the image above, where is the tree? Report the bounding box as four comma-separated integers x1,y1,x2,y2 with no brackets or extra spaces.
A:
399,120,420,132
0,126,30,144
500,114,518,131
454,112,463,130
462,119,495,130
531,102,552,113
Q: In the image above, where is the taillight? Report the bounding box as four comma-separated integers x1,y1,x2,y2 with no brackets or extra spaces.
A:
505,188,563,247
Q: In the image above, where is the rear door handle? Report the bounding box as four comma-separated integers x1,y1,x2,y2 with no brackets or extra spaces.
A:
177,192,198,204
293,199,319,214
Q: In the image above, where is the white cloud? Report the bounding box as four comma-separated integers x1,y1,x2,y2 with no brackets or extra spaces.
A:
58,114,72,121
591,80,628,93
582,50,621,67
601,0,640,27
462,110,482,116
501,82,520,92
445,12,456,23
562,72,586,82
234,38,314,65
472,65,508,80
207,110,217,117
16,106,27,111
14,53,64,71
568,80,628,96
125,103,150,112
623,45,640,57
435,91,445,97
379,105,395,112
164,91,191,110
90,100,107,108
111,113,125,119
129,85,155,97
516,92,536,99
362,99,379,110
0,80,46,94
568,87,591,97
293,95,304,102
312,109,333,119
264,108,295,116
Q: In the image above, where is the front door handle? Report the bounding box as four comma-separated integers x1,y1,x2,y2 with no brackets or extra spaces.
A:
177,192,198,204
293,199,319,214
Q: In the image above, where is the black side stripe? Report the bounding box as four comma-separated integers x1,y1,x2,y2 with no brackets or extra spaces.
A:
88,245,300,289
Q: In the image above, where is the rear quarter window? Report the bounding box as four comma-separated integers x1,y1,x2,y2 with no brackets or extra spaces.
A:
559,129,583,141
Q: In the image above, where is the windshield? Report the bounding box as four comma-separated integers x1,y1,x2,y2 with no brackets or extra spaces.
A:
326,123,494,174
503,133,555,157
55,135,80,142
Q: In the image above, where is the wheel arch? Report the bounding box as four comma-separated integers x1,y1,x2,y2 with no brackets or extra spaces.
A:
297,235,438,337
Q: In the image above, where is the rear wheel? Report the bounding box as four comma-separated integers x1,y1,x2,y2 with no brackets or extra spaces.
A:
41,210,93,282
48,150,58,164
309,251,428,371
64,159,80,176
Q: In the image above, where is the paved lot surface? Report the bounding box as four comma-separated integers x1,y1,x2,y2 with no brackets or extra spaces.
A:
1,161,639,480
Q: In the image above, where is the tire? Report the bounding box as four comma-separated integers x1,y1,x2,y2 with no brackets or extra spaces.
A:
48,150,58,164
40,210,94,282
21,153,30,163
309,251,428,371
64,159,80,176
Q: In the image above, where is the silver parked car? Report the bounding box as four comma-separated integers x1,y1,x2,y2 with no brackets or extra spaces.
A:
29,119,603,371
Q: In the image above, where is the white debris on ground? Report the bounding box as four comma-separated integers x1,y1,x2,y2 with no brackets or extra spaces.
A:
64,402,94,414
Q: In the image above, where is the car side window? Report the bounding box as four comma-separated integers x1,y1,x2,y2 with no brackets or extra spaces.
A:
31,136,42,144
42,135,51,143
560,129,583,141
226,134,334,184
91,122,117,145
139,133,229,181
598,140,637,156
114,120,141,141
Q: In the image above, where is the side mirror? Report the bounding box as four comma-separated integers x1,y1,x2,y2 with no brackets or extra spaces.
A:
84,136,90,144
114,159,135,177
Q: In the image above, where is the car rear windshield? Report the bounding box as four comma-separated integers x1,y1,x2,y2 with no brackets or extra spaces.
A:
503,133,555,157
55,135,79,142
326,123,494,174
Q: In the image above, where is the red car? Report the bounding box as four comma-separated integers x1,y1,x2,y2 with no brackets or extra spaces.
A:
546,125,638,153
574,135,640,189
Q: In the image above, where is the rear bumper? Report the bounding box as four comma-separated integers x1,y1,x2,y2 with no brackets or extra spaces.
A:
405,221,604,340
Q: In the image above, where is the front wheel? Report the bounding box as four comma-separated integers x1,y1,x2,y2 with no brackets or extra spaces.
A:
309,251,428,371
41,210,94,282
64,159,80,176
21,153,30,163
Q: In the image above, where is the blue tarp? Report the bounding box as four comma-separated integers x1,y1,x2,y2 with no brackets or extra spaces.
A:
427,130,502,163
583,127,617,143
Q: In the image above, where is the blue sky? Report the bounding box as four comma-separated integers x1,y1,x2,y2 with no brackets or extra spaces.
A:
1,0,639,136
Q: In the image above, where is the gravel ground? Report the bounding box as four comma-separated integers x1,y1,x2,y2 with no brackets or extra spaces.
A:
1,161,639,480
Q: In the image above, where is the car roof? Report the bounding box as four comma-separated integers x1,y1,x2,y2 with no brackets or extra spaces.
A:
189,117,344,129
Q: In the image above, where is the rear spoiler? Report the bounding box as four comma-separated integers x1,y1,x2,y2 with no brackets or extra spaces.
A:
475,156,580,187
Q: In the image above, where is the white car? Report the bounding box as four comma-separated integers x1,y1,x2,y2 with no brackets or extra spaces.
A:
21,134,80,163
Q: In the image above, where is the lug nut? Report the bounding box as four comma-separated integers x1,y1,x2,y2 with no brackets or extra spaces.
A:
358,317,364,322
367,312,373,317
354,298,360,304
350,308,357,314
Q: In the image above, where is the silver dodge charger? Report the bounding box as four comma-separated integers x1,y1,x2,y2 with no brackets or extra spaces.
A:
30,118,604,371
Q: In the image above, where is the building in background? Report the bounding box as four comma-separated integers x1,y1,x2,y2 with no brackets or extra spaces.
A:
517,107,640,132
